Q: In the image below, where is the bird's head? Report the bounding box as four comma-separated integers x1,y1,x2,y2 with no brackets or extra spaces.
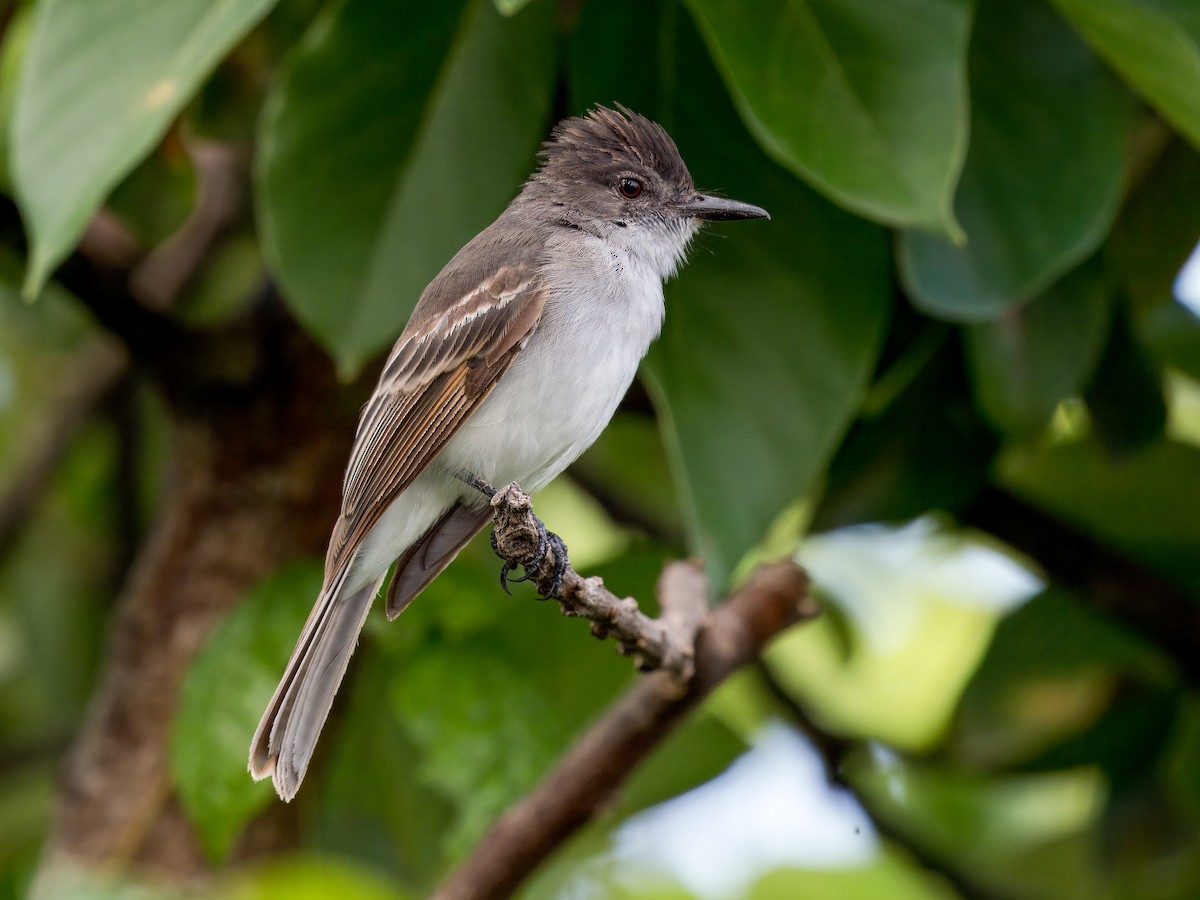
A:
525,106,768,278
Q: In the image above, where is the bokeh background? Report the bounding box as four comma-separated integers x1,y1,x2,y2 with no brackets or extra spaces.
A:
1,0,1199,897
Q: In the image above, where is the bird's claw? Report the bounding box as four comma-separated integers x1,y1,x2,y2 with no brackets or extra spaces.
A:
540,530,568,597
490,517,568,599
491,530,514,595
506,517,549,584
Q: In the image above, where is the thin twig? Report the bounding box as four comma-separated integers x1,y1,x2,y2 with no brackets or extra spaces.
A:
485,480,708,680
433,560,816,900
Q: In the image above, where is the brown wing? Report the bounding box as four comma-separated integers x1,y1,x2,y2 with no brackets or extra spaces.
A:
325,261,545,577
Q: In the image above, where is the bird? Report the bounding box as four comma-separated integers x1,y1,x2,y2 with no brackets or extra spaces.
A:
249,105,769,800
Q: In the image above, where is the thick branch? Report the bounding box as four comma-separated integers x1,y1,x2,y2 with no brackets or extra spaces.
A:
131,139,246,310
50,138,247,375
962,487,1200,683
55,220,189,371
486,481,708,680
433,560,816,900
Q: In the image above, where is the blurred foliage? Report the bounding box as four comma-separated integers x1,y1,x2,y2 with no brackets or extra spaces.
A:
0,0,1198,897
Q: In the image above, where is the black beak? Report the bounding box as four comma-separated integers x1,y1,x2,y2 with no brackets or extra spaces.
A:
681,193,770,221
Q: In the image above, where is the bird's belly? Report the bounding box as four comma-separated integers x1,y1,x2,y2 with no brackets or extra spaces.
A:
439,268,664,493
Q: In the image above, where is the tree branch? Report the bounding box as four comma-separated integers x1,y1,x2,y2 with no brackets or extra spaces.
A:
130,138,247,310
433,558,816,900
41,137,247,375
54,219,188,372
485,480,709,680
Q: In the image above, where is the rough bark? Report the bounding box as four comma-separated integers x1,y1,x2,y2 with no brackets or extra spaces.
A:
38,325,355,882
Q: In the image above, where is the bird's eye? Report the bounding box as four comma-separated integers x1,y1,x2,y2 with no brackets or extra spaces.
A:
617,177,644,199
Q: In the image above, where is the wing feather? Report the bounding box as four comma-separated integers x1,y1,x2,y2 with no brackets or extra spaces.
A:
325,261,545,576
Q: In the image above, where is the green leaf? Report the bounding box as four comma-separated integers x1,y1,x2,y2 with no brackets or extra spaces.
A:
171,561,323,862
0,7,35,197
814,337,998,530
571,412,685,545
750,857,957,900
1083,304,1168,456
1049,0,1200,150
392,644,567,857
492,0,537,15
10,0,278,297
954,588,1171,769
257,0,555,376
999,438,1200,593
574,6,891,587
899,0,1127,321
964,260,1112,434
223,856,414,900
685,0,971,236
768,521,1019,751
1107,138,1200,379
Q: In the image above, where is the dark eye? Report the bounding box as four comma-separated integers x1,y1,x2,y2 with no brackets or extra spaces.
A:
618,177,643,199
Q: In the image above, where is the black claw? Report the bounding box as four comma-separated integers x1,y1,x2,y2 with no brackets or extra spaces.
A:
491,529,513,594
509,518,550,584
542,531,568,597
489,515,568,598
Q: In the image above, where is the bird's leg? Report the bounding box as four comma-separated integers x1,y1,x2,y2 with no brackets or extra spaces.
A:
456,472,569,599
487,528,515,595
453,472,516,591
540,531,569,598
456,471,497,499
504,515,568,598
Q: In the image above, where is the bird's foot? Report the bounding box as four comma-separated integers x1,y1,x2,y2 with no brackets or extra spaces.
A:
491,514,568,598
490,529,516,595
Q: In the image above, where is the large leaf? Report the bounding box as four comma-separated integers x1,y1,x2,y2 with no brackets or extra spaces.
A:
684,0,971,236
964,260,1112,435
954,588,1171,769
171,561,323,862
1107,138,1200,379
392,644,568,856
813,336,998,530
1083,304,1168,457
10,0,277,297
257,0,554,376
999,438,1200,594
899,0,1127,321
574,2,890,587
222,856,414,900
1050,0,1200,150
313,643,457,888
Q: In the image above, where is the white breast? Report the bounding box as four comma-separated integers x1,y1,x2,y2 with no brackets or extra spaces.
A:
439,226,674,492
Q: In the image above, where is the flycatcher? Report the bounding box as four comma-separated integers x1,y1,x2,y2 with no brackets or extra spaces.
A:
250,105,769,800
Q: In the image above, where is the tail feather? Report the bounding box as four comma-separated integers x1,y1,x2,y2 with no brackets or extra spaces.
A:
385,502,490,619
249,567,384,801
249,500,488,801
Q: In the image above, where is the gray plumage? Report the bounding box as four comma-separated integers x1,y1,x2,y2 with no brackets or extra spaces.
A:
249,105,768,800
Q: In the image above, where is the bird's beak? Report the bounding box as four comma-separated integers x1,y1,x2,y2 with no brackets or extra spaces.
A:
680,193,770,221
